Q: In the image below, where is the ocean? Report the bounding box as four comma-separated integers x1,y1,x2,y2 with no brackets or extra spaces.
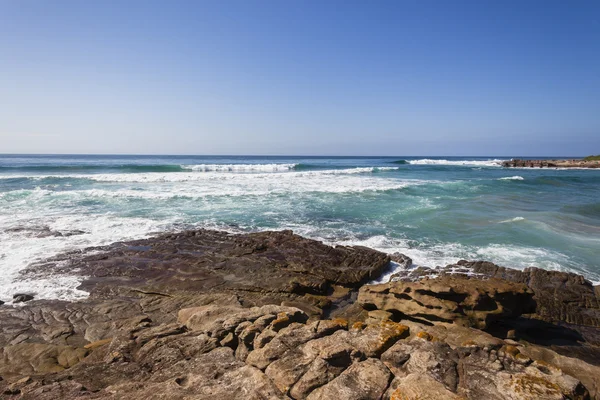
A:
1,154,599,303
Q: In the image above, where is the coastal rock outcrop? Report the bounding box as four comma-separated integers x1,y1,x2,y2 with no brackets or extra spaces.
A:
502,159,600,168
0,229,599,399
459,261,600,329
358,276,535,329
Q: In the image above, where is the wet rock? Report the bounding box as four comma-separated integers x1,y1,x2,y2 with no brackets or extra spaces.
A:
42,229,391,300
5,226,86,238
12,293,34,303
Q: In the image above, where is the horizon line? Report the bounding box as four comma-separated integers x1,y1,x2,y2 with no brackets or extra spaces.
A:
0,153,591,158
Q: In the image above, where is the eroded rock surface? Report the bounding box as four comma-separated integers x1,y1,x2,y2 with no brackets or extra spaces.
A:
1,229,599,399
358,276,535,329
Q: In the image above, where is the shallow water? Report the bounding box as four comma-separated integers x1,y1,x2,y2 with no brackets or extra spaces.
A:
1,154,599,302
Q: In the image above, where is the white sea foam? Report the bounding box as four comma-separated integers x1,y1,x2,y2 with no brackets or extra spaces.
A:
285,229,589,283
0,171,435,302
498,217,525,223
0,214,176,303
181,163,298,172
408,159,504,167
0,167,400,183
2,159,598,302
499,176,524,180
0,174,425,200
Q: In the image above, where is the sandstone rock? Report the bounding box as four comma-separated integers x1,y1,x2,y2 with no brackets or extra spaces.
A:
99,347,288,400
349,320,410,358
457,344,589,399
289,337,361,399
359,276,534,329
85,315,152,343
306,358,392,400
247,320,344,370
382,339,458,391
262,329,361,397
520,344,600,399
0,229,598,399
0,343,88,377
365,310,393,325
387,373,462,400
459,261,600,328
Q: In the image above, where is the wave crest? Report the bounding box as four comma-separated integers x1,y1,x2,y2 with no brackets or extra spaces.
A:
408,159,504,167
181,163,298,172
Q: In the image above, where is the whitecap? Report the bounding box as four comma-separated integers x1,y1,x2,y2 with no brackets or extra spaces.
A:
408,159,504,167
181,163,298,172
498,217,525,223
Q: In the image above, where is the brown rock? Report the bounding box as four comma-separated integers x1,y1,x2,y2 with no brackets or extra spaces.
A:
0,343,88,377
247,319,346,370
349,320,410,358
387,374,462,400
306,358,392,400
460,261,600,328
358,276,534,329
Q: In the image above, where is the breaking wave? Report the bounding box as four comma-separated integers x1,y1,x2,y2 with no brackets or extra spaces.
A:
408,159,504,167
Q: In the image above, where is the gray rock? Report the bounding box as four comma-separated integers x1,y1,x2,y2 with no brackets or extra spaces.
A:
12,294,34,303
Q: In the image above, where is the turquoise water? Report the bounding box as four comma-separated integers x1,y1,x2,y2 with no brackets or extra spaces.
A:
1,154,599,302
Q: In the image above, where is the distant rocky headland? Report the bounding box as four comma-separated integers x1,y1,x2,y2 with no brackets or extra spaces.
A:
1,229,600,399
503,156,600,168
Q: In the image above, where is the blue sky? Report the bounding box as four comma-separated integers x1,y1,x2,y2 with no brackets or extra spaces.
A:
1,0,599,156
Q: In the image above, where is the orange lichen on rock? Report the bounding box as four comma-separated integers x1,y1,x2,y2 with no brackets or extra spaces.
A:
351,321,366,331
416,331,433,341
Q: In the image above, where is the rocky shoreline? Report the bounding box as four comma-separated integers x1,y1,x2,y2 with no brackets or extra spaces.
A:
502,159,600,168
1,229,599,399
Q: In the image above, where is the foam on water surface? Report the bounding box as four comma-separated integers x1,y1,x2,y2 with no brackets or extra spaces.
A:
1,154,599,301
408,158,504,167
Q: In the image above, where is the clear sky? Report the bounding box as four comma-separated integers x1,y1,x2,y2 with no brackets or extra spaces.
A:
1,0,599,156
